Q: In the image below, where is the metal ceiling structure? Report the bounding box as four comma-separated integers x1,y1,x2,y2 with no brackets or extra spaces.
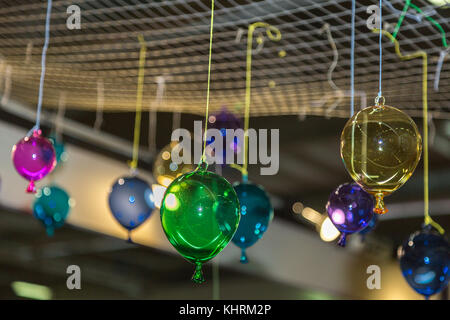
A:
0,0,449,118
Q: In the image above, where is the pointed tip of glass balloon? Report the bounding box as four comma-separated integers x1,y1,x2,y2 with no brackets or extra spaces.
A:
337,234,347,247
46,227,54,237
373,194,388,214
26,181,36,193
192,263,205,284
240,249,249,264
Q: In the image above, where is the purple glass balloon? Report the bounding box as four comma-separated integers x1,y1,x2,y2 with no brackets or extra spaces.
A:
206,106,243,165
12,130,56,193
326,182,374,247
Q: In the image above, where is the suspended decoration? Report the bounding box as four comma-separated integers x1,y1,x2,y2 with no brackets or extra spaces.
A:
160,166,240,283
326,182,374,247
108,176,155,241
12,130,56,193
398,225,450,299
372,30,449,299
160,0,240,283
341,2,422,216
33,185,72,236
48,134,68,165
12,0,56,193
206,106,242,165
153,142,193,187
359,213,378,240
340,102,422,215
231,182,273,263
228,22,281,263
108,35,155,242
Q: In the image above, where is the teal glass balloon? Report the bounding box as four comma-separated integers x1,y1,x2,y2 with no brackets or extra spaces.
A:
48,134,68,166
160,165,240,283
33,185,72,236
232,182,273,264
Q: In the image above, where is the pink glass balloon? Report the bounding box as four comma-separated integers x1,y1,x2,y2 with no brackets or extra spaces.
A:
12,130,56,193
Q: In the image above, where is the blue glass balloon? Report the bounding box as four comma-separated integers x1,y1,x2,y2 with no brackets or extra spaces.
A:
108,176,155,241
359,213,378,239
231,182,273,263
399,226,450,299
326,182,374,247
33,185,72,236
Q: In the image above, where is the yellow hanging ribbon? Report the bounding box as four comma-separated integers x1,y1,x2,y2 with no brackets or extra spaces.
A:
129,35,147,171
199,0,215,167
230,22,281,180
373,29,444,234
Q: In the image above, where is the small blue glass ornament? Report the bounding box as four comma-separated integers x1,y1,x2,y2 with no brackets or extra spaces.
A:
231,181,273,263
206,106,242,166
48,134,67,166
399,225,450,299
326,182,374,247
33,185,72,236
359,213,378,240
108,176,155,242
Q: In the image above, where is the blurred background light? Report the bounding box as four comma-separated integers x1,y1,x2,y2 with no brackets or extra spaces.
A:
11,281,52,300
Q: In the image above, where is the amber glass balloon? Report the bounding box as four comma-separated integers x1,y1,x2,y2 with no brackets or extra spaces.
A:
340,103,422,215
153,142,194,187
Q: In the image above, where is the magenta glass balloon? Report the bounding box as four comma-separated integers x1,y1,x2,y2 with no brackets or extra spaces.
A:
12,130,56,193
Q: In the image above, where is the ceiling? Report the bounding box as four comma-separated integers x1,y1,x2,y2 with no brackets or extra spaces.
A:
0,0,449,117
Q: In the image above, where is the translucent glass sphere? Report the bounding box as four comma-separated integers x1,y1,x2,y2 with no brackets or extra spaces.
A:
340,104,422,214
160,166,240,283
398,226,450,299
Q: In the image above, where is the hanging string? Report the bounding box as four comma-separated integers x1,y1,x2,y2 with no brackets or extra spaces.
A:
350,0,355,117
374,29,444,235
33,0,52,133
94,79,104,131
200,0,215,166
377,0,383,99
0,65,11,106
230,22,281,180
129,35,147,171
392,0,448,48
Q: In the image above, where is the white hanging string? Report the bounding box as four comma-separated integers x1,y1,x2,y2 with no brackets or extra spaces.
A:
94,78,104,131
1,65,12,106
434,48,449,92
25,41,33,64
30,0,52,135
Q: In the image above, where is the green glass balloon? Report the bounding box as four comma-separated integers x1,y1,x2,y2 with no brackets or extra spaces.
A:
160,165,240,283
